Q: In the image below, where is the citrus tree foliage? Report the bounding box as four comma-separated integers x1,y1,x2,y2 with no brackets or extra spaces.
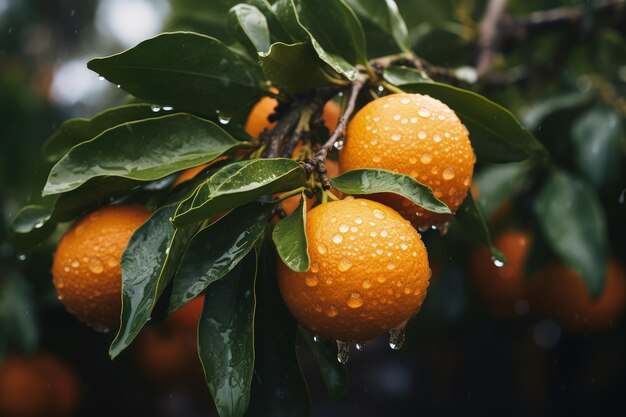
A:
10,0,626,416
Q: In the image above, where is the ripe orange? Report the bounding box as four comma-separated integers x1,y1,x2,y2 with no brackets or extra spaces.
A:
52,205,151,332
528,261,626,332
470,231,530,317
245,96,340,138
339,93,475,228
0,354,79,417
278,198,431,342
134,295,204,385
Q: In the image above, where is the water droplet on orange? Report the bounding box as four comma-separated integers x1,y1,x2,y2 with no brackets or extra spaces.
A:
442,167,455,180
338,258,352,272
346,292,364,308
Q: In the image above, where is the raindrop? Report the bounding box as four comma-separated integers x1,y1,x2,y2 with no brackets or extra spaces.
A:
150,104,161,112
218,114,231,125
336,341,351,364
362,280,372,289
305,275,319,287
442,168,455,180
619,188,625,205
387,263,395,270
346,292,363,308
400,98,410,104
33,220,45,229
491,256,505,267
338,259,353,272
98,75,105,81
391,134,401,141
317,244,328,255
354,217,363,225
313,335,322,343
339,224,349,233
326,306,338,317
333,140,345,150
389,321,408,350
162,106,174,111
116,84,121,89
17,253,27,261
418,131,427,139
433,134,442,143
372,156,381,163
310,262,319,273
333,234,344,244
355,343,365,352
373,209,385,219
380,230,388,238
71,259,80,268
418,108,431,118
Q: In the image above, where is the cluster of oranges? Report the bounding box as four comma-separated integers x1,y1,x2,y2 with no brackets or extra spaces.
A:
46,89,625,370
471,231,626,332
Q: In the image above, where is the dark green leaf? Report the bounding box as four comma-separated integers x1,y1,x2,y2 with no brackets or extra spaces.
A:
383,66,431,86
173,158,306,227
454,192,505,263
474,162,529,217
88,32,266,116
230,4,271,54
400,82,549,163
10,205,52,234
170,203,273,311
330,168,450,214
245,238,310,417
110,203,198,358
43,114,245,196
522,91,592,131
300,328,347,401
247,0,292,42
571,107,624,188
272,192,309,272
42,104,166,163
344,0,410,55
199,251,257,417
0,275,39,354
535,170,608,297
259,42,340,94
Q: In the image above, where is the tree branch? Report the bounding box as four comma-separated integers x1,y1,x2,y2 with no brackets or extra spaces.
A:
476,0,510,78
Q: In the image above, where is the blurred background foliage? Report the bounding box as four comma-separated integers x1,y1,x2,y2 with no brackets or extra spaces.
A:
0,0,625,416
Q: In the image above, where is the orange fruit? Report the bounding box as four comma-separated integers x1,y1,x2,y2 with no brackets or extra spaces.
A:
172,164,210,187
0,354,79,417
339,93,475,228
245,97,340,138
134,296,204,385
52,205,151,331
528,260,626,332
470,231,530,317
278,198,431,342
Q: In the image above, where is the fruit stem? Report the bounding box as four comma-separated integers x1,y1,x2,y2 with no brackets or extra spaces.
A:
380,80,405,94
274,187,307,204
301,72,369,189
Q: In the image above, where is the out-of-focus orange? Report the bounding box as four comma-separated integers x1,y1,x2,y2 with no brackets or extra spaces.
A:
0,354,80,417
172,164,210,187
528,260,626,332
470,231,530,318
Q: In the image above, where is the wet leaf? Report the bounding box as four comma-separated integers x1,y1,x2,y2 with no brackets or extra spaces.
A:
42,104,166,163
383,66,431,85
535,170,608,297
230,4,271,54
330,168,451,214
173,158,306,227
454,192,505,263
400,82,549,163
110,203,198,358
43,114,245,196
88,32,266,116
345,0,410,56
259,42,340,94
169,203,274,312
272,193,309,272
199,250,257,417
571,106,624,188
522,90,592,131
300,328,348,401
245,238,310,417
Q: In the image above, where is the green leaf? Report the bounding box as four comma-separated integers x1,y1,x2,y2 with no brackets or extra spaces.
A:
110,203,198,358
199,250,257,417
400,82,549,163
10,205,53,235
383,66,431,85
0,275,39,354
474,162,529,218
522,91,592,132
42,104,166,163
259,42,340,94
454,192,505,263
43,113,245,196
170,203,274,311
344,0,410,56
535,170,608,297
272,192,309,272
88,32,266,116
330,168,451,214
274,0,361,79
230,4,271,54
173,158,306,227
245,238,310,417
571,107,624,188
247,0,292,42
300,328,347,401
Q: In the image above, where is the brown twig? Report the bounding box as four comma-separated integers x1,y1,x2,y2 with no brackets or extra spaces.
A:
301,72,368,189
476,0,510,78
